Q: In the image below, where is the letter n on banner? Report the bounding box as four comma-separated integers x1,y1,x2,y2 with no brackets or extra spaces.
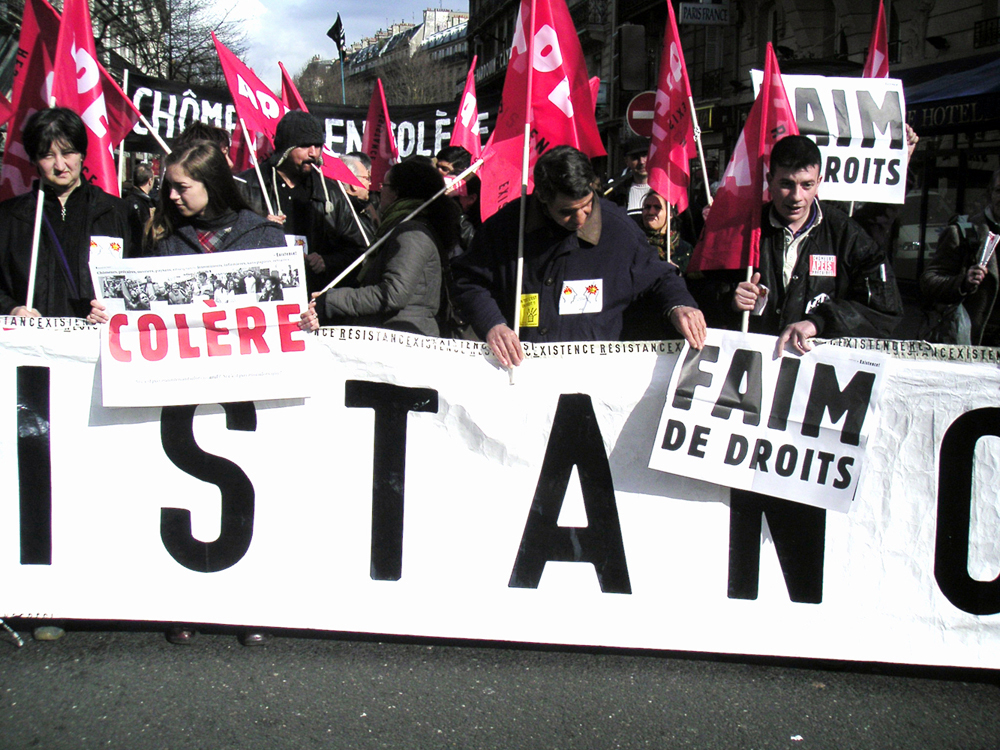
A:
728,489,826,604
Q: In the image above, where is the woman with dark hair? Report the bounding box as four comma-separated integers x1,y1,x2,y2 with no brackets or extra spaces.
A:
89,141,284,325
0,107,134,318
145,141,284,256
302,158,461,336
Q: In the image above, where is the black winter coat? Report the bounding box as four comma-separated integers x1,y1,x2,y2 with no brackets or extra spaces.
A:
693,202,902,339
0,183,133,317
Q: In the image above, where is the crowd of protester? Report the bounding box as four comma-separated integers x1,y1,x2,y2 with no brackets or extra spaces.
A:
2,105,997,644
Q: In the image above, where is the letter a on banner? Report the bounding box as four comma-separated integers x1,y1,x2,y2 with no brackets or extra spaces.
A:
687,44,797,273
477,0,605,220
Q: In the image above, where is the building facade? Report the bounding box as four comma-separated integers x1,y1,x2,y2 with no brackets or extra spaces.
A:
466,0,1000,287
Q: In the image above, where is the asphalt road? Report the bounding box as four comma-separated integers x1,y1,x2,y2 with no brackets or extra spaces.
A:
1,622,998,750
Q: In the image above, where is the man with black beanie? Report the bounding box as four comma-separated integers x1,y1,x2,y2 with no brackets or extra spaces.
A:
241,110,368,292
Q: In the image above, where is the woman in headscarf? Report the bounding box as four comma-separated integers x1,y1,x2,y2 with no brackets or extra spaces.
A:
640,190,693,274
301,158,461,336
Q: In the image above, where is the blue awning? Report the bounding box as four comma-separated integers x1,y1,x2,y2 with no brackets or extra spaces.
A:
904,56,1000,103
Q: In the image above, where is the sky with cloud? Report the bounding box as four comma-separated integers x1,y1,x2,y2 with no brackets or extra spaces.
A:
229,0,467,93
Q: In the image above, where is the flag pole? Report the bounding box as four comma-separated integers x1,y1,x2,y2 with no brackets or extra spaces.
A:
689,95,713,207
336,180,372,246
117,68,129,194
28,89,61,312
25,181,45,313
511,0,538,384
137,112,172,155
665,160,672,264
318,159,484,294
243,117,276,217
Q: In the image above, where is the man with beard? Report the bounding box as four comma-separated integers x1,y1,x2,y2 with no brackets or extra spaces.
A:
241,111,367,292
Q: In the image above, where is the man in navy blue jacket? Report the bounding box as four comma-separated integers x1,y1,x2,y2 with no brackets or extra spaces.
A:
452,145,706,367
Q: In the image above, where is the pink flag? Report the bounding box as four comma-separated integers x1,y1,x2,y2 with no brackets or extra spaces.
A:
279,61,308,111
646,0,695,214
0,93,12,128
0,0,57,200
478,0,606,221
213,32,288,154
50,0,120,195
687,44,798,273
589,77,600,110
361,79,399,192
862,0,890,78
1,0,141,200
450,55,482,160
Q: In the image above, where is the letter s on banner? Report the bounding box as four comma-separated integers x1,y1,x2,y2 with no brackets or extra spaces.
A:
159,403,257,573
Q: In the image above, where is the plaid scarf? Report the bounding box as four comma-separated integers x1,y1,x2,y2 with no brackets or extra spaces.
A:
192,210,238,253
194,227,231,253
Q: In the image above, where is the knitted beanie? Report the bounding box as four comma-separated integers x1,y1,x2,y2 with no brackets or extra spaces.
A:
273,111,324,155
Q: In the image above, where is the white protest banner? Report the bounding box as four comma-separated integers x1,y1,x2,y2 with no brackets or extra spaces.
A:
90,247,309,407
2,327,1000,670
649,330,888,513
750,71,907,204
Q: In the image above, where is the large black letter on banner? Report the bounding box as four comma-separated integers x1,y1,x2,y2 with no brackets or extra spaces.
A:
801,364,875,446
18,366,51,565
728,489,826,603
508,394,631,593
160,403,257,572
345,380,439,581
935,408,1000,615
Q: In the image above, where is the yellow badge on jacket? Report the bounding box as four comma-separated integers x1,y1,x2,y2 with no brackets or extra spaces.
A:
520,294,539,328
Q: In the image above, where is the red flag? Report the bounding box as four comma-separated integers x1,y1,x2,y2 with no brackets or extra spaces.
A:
279,61,308,111
0,93,12,128
0,0,141,200
50,0,120,195
0,0,56,200
589,77,600,110
478,0,606,221
102,71,142,148
361,79,399,192
687,44,797,273
862,0,890,78
213,32,288,155
646,0,695,214
450,55,482,160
